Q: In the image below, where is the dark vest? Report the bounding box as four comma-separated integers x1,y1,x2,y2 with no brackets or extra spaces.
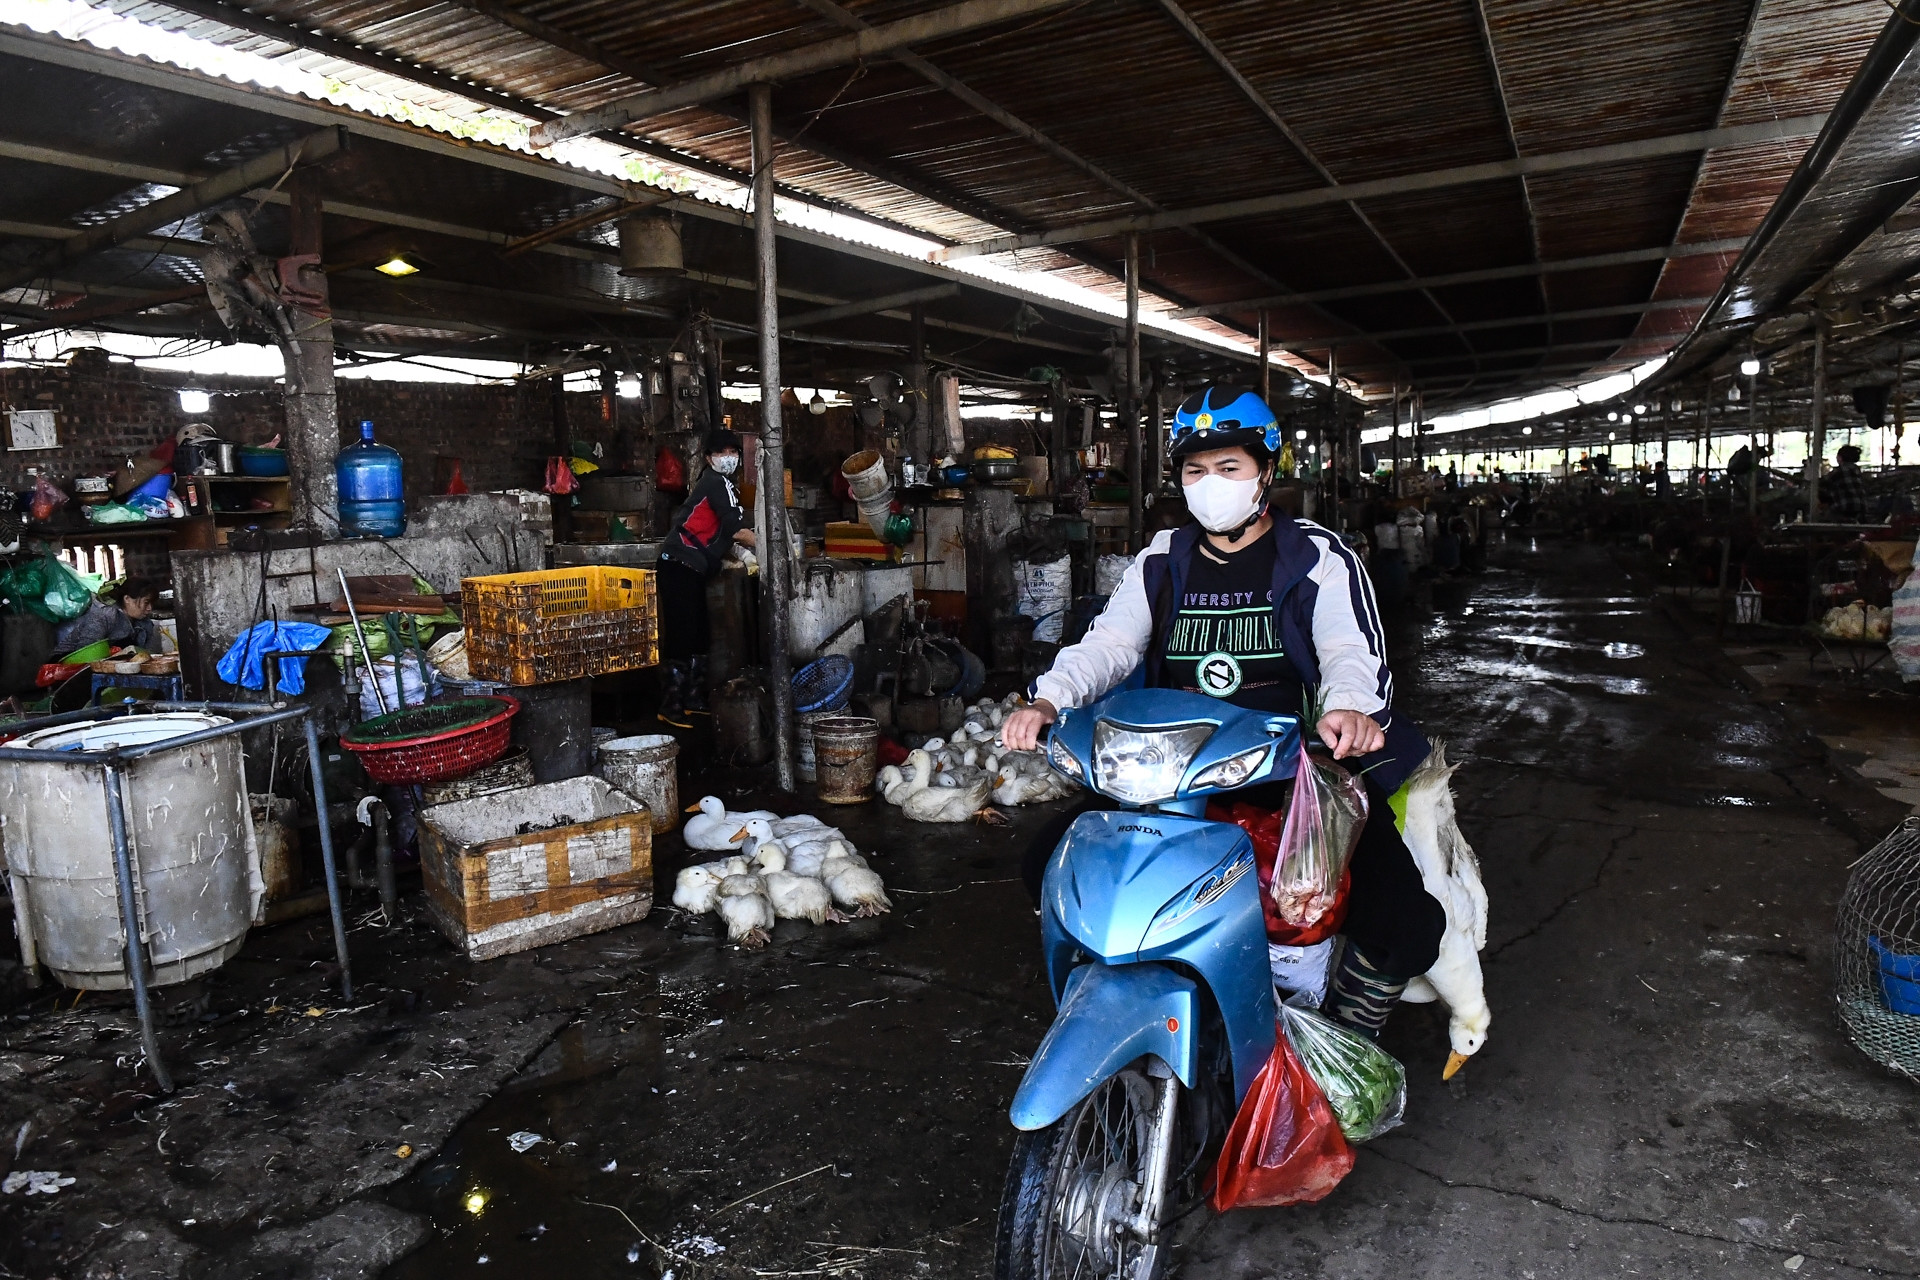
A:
1140,521,1430,793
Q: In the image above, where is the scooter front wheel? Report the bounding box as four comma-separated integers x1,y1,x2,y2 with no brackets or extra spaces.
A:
994,1065,1179,1280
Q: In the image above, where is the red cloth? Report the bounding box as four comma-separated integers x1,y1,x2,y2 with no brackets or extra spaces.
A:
1206,799,1350,946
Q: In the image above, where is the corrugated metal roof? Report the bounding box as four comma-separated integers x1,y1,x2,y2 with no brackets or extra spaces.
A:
2,0,1904,405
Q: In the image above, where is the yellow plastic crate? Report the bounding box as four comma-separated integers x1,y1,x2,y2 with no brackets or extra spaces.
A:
460,567,658,685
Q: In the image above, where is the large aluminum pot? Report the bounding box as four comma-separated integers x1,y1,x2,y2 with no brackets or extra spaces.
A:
1,714,262,989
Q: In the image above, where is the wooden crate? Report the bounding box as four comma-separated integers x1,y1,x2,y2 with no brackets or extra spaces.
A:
419,777,652,961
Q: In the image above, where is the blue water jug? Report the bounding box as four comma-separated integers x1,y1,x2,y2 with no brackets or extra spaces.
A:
336,419,405,538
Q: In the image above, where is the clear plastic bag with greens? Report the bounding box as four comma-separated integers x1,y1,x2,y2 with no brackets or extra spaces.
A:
1271,744,1369,927
1278,1002,1406,1143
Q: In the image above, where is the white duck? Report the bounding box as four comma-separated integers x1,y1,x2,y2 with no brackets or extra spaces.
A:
672,862,724,914
1395,741,1491,1080
716,871,775,948
736,818,827,876
876,763,906,803
751,842,845,926
820,842,890,916
899,750,1004,824
683,796,775,850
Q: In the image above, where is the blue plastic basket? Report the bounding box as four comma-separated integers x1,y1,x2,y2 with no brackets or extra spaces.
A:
1869,936,1920,1015
792,655,854,714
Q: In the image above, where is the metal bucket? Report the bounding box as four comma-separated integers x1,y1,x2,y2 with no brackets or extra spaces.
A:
811,716,879,805
1,713,259,989
596,733,680,832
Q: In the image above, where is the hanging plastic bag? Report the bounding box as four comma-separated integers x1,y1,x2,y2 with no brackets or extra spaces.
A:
1210,1027,1354,1211
655,443,686,494
1,556,97,623
29,474,68,523
1271,746,1368,928
1207,798,1352,945
1279,1002,1406,1144
544,456,579,496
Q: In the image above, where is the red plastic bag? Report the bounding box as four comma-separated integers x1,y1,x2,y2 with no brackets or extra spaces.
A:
1206,799,1350,946
1211,1027,1355,1211
29,474,68,523
1271,746,1368,929
544,456,578,496
654,444,686,494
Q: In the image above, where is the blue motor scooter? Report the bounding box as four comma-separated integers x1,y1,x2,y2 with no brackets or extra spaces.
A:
994,688,1300,1280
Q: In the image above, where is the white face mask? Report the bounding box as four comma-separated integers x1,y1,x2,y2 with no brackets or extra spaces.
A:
1183,472,1265,533
710,454,740,476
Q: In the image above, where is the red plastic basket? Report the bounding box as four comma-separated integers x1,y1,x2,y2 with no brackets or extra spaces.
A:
340,696,519,785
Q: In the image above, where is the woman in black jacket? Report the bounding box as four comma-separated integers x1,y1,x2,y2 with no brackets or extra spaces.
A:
656,428,756,726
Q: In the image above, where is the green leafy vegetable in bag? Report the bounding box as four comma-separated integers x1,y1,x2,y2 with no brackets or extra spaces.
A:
1279,1002,1406,1143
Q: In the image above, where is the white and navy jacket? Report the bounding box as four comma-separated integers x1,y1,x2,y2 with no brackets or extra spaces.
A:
1031,518,1430,793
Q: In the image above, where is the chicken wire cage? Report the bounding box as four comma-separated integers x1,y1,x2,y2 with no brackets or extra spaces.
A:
1835,816,1920,1080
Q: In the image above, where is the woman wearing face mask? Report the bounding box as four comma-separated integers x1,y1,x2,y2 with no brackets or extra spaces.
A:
655,428,757,727
1001,385,1444,1041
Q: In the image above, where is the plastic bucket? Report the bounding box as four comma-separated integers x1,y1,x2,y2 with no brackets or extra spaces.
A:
795,709,836,782
841,450,890,500
811,716,879,805
596,733,681,832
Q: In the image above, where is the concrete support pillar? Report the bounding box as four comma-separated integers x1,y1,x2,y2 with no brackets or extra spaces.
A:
284,168,338,532
750,83,796,792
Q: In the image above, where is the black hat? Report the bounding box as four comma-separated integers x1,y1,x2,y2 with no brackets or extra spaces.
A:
703,427,743,455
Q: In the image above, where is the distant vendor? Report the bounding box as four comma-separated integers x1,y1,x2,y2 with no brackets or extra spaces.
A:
56,577,160,654
655,429,756,726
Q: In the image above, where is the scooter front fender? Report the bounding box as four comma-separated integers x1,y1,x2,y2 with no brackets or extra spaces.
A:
1008,962,1198,1132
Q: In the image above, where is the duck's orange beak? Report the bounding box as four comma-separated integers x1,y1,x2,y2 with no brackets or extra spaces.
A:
729,827,749,842
1443,1051,1469,1081
685,801,703,813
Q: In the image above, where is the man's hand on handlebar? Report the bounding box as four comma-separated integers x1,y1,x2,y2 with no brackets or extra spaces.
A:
1001,700,1058,752
1316,709,1385,760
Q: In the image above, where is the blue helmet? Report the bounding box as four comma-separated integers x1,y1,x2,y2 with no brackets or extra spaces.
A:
1169,385,1281,458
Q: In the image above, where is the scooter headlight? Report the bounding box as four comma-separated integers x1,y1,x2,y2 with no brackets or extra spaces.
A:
1189,744,1271,792
1092,719,1214,805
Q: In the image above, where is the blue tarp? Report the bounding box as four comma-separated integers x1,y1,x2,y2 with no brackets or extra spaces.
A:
216,621,333,695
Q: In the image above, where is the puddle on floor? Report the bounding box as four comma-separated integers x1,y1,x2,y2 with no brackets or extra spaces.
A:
1490,633,1646,659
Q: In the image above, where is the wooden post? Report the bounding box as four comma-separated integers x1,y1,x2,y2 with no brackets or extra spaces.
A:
1125,233,1143,553
284,168,337,531
1808,319,1828,521
750,83,796,792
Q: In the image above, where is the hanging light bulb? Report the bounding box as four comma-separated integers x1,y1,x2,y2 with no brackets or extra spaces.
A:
808,392,828,415
1739,357,1762,377
1522,425,1533,436
1606,411,1619,422
1633,403,1648,415
1727,383,1742,402
615,373,642,400
1608,431,1617,442
178,389,211,414
1295,428,1308,441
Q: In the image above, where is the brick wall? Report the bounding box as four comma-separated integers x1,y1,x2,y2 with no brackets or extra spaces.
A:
0,355,624,502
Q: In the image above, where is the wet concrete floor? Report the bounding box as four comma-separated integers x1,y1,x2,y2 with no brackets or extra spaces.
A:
4,536,1918,1279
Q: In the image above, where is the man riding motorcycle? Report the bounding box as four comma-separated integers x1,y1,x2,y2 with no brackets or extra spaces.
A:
1002,385,1445,1039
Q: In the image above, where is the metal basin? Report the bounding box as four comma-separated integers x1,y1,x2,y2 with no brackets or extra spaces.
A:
1,713,260,989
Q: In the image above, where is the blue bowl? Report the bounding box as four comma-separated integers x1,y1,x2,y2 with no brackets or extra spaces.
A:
237,448,289,476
